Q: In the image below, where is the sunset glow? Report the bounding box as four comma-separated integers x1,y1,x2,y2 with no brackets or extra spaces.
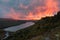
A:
1,0,60,20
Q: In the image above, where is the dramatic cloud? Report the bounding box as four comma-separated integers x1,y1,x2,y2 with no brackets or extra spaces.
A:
0,0,60,20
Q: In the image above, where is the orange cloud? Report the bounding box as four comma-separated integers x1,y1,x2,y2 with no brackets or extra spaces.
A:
5,8,21,20
5,0,59,20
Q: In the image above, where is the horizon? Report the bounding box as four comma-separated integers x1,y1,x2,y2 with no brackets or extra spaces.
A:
0,11,59,20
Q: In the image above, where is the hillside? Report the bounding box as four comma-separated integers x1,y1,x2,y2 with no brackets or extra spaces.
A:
0,18,36,29
6,11,60,40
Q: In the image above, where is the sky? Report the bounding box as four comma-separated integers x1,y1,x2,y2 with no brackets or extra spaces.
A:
0,0,60,20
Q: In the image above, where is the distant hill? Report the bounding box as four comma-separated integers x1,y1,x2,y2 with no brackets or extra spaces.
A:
0,18,36,29
6,11,60,40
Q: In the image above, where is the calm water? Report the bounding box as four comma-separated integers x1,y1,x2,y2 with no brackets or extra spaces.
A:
4,22,35,32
